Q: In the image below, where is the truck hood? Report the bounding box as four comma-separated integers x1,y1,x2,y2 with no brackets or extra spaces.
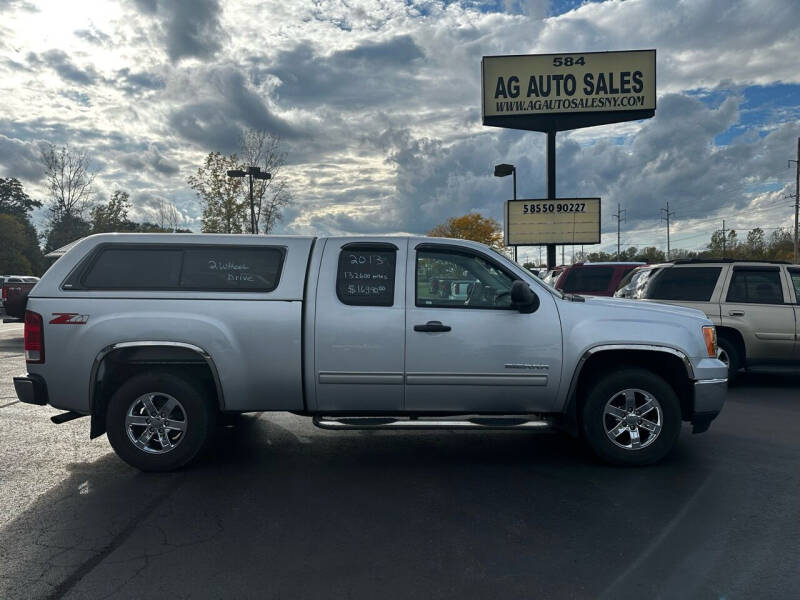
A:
555,293,713,361
580,295,708,322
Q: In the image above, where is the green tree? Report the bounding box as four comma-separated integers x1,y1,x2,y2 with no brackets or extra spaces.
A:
91,190,136,233
187,152,246,233
44,213,91,254
746,227,766,258
634,247,666,263
0,215,33,274
0,177,41,220
0,178,44,274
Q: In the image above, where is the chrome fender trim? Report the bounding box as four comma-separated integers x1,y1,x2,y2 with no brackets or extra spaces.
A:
89,341,225,418
564,343,695,416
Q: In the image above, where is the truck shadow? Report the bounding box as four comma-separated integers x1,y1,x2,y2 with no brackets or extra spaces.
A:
2,412,791,599
0,334,23,352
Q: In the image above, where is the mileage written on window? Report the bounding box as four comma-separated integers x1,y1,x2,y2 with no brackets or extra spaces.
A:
336,248,396,306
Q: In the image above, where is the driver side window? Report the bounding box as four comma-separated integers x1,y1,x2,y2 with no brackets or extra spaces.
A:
415,248,515,309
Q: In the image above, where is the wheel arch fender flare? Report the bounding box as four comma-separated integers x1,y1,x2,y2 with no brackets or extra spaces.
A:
89,341,225,439
557,344,694,436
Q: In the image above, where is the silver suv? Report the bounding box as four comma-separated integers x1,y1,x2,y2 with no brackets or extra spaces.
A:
641,259,799,379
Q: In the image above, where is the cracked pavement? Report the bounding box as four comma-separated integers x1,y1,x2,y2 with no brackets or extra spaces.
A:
0,321,799,599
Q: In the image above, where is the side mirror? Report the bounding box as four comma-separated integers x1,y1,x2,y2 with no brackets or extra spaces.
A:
511,280,540,314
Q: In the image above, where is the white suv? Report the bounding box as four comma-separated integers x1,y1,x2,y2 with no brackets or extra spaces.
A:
641,259,800,380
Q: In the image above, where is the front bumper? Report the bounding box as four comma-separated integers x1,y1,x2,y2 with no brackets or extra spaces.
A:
691,377,727,433
13,374,49,406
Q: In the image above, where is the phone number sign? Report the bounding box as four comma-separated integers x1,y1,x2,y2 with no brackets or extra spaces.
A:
505,198,601,245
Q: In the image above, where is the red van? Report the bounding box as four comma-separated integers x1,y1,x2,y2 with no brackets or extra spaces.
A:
554,262,644,297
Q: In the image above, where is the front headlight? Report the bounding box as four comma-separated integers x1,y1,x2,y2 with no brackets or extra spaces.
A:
702,326,717,358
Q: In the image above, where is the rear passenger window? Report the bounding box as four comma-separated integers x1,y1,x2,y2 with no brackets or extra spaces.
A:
83,248,183,289
78,246,284,292
336,245,396,306
561,267,614,293
726,268,784,304
645,267,721,301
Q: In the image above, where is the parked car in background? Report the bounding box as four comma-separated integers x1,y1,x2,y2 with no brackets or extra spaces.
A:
614,264,668,299
640,259,799,380
541,267,566,286
1,276,39,320
555,262,644,297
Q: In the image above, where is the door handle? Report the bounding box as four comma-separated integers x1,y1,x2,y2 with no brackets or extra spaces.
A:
728,311,745,317
414,320,451,332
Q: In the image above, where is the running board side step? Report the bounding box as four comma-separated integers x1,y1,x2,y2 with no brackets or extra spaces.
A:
312,415,553,431
50,411,86,425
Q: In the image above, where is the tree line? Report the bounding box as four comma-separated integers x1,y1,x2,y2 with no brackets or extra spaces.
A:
554,226,794,267
424,212,797,268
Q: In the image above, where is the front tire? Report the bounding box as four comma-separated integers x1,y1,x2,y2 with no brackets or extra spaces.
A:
106,372,216,472
581,368,681,466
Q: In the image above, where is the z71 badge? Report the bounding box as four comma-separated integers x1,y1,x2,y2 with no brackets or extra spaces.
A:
49,313,89,325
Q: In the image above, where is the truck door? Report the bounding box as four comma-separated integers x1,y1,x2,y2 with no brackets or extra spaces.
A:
404,242,562,413
313,239,408,412
721,266,795,364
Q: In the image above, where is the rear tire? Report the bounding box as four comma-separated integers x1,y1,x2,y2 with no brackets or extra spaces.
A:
716,335,741,382
106,372,216,472
581,368,681,466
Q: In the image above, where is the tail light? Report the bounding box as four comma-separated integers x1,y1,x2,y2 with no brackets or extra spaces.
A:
1,285,7,301
24,310,44,363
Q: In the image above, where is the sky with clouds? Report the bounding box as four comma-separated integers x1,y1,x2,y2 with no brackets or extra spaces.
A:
0,0,798,261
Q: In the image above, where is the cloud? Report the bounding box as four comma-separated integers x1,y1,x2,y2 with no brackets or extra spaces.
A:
40,49,101,86
74,26,112,46
115,68,165,93
266,34,425,110
168,66,299,151
117,145,179,176
0,0,37,12
0,134,43,180
130,0,225,63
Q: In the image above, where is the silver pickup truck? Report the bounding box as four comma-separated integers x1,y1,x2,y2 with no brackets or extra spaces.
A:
13,234,727,471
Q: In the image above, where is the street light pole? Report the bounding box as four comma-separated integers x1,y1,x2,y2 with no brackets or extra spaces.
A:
227,166,271,234
512,167,517,262
494,163,518,262
248,171,256,234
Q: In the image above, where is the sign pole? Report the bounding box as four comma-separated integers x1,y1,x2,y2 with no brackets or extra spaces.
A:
513,167,518,262
546,130,557,268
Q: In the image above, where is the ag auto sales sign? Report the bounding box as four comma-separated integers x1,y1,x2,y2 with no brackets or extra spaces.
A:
482,50,656,131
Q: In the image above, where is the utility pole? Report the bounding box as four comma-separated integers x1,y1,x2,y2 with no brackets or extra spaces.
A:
613,203,626,259
790,137,799,264
660,201,675,261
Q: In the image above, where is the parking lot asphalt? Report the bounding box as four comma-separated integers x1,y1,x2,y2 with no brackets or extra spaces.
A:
0,321,798,599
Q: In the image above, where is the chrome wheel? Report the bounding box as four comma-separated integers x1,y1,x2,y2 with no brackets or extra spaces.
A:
125,392,188,454
603,388,663,450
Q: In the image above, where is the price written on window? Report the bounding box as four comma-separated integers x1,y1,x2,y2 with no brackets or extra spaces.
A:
337,248,396,306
